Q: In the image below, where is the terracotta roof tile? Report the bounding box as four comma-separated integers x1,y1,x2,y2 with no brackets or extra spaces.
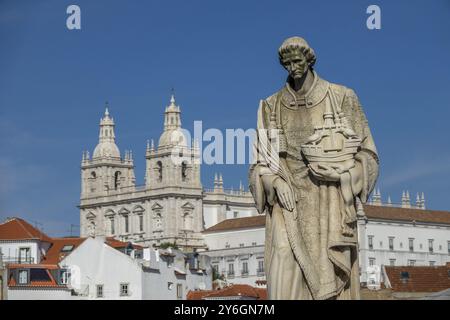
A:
202,206,450,233
187,285,267,300
41,237,87,264
363,205,450,224
0,218,52,242
384,265,450,293
203,216,266,233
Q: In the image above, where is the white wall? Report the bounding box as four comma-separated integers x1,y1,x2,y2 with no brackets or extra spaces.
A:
7,288,72,300
204,228,265,250
0,241,41,264
60,237,143,300
359,219,450,283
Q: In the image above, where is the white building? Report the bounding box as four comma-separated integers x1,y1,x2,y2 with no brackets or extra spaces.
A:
79,95,257,249
200,202,450,287
1,217,211,300
202,216,266,287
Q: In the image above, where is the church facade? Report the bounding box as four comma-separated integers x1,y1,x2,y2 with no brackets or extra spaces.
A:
79,95,257,249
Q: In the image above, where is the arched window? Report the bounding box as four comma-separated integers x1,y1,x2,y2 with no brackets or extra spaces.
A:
181,161,187,182
91,172,96,179
156,161,163,182
114,171,121,190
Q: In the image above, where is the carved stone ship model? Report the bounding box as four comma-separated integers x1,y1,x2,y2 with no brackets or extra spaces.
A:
301,100,361,164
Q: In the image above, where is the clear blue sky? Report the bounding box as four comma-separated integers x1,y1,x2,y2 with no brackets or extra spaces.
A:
1,0,449,236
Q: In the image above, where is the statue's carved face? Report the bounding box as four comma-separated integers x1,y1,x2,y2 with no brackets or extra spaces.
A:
281,49,308,80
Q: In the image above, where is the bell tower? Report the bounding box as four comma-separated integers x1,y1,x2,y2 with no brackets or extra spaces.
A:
81,104,136,198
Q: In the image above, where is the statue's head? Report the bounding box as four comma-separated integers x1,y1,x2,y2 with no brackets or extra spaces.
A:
278,37,316,80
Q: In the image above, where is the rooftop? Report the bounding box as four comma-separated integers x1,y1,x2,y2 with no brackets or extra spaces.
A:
384,264,450,293
0,217,52,242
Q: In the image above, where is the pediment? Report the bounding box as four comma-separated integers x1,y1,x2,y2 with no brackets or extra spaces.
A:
133,205,145,213
86,211,96,219
181,202,195,210
151,202,163,210
118,207,130,215
104,209,116,217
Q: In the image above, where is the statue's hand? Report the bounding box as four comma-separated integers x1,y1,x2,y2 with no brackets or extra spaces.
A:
273,177,295,211
308,163,341,182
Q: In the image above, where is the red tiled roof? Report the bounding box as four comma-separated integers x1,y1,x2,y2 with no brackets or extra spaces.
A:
7,265,65,288
202,206,450,233
384,265,450,293
0,218,52,242
105,237,143,250
187,285,267,300
364,205,450,225
41,237,87,264
203,216,266,233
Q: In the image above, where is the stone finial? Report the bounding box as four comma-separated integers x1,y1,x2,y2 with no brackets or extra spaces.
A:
402,190,411,208
416,193,421,208
421,192,426,210
129,150,133,161
387,195,392,206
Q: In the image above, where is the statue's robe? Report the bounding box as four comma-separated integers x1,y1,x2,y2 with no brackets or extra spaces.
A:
249,71,379,300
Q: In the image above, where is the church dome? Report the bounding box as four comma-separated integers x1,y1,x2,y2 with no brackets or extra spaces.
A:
158,128,187,148
93,141,121,158
158,94,187,148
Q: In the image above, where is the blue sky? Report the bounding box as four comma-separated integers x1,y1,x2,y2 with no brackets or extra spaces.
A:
1,0,449,236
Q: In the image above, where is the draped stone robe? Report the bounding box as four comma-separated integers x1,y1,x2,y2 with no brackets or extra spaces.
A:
249,72,379,300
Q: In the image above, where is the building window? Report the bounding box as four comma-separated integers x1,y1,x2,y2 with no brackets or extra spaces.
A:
400,242,403,249
389,259,396,266
429,261,435,266
18,247,31,264
428,239,434,253
233,211,238,218
228,263,234,275
242,262,249,275
252,242,257,246
110,217,115,235
369,258,376,266
225,243,230,249
18,270,28,284
448,241,450,254
389,237,394,251
59,269,71,285
409,238,414,252
212,264,219,273
368,236,374,250
120,283,129,296
138,214,144,232
258,260,264,274
168,282,174,290
420,243,423,249
177,284,183,299
96,285,104,298
239,243,244,247
408,260,416,266
379,241,383,248
124,215,129,233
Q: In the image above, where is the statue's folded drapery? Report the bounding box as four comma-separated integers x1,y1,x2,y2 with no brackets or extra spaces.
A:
249,75,379,300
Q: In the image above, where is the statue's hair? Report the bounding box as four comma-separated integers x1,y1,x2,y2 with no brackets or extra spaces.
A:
278,37,316,68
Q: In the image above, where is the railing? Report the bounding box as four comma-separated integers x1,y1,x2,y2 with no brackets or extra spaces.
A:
240,270,249,277
257,269,265,276
2,256,35,264
203,187,251,196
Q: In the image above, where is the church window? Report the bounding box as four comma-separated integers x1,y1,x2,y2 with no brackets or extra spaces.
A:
114,171,121,190
181,161,187,182
138,214,144,232
157,161,163,182
124,215,129,233
110,217,115,235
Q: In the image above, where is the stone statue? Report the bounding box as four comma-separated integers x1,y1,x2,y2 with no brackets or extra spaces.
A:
249,37,379,300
